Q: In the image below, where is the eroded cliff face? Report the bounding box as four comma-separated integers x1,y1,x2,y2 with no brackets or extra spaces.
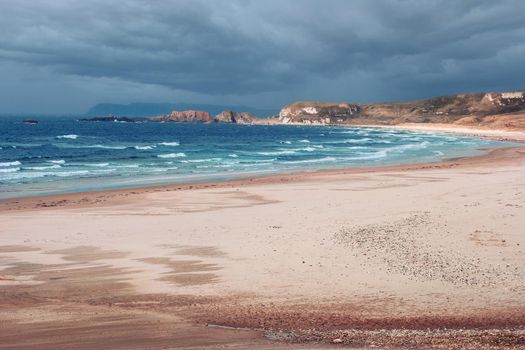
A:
150,110,214,123
278,102,360,125
276,91,525,127
215,111,257,124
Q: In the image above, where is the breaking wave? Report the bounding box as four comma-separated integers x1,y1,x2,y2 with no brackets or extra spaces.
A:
158,153,186,158
57,134,78,139
0,161,21,167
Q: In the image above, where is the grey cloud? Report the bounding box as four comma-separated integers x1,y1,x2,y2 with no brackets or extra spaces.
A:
0,0,524,113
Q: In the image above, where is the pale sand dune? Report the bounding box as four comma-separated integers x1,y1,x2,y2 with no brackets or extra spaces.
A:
0,132,524,348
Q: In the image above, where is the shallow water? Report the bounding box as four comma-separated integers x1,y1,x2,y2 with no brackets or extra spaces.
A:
0,117,516,198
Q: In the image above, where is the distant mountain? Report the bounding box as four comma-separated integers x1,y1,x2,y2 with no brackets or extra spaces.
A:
85,102,278,118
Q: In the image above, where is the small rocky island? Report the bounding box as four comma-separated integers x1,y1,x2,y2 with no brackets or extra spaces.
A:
80,109,261,125
22,119,39,125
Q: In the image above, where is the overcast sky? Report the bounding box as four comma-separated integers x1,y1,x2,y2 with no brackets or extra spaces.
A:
0,0,524,114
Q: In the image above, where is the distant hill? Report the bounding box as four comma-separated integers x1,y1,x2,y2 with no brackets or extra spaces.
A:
86,102,278,118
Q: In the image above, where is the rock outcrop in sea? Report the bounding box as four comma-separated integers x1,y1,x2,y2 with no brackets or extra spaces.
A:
79,116,141,123
150,110,214,123
215,111,257,124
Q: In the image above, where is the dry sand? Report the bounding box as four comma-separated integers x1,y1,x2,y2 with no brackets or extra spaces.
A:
1,126,524,349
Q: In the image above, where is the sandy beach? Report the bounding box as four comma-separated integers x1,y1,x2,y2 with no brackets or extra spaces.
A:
1,126,525,349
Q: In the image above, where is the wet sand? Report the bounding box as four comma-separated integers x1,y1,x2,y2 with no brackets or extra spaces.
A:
1,127,525,349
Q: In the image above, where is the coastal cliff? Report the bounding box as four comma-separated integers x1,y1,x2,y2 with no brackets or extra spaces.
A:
278,102,360,125
277,91,525,129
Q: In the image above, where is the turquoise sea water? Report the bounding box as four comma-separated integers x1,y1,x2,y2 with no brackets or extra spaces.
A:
0,117,517,198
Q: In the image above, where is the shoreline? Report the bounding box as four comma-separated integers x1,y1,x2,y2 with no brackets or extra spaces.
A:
2,137,524,212
362,122,525,142
2,146,524,212
1,124,524,206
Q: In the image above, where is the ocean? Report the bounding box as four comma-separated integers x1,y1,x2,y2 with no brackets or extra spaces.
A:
0,117,516,198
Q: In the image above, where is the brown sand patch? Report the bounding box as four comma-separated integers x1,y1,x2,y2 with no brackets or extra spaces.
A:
139,257,222,286
288,328,525,349
0,260,262,349
173,190,278,213
191,301,525,349
469,230,508,247
163,272,220,286
194,301,525,331
175,246,227,258
0,303,263,350
46,245,129,262
0,245,40,253
0,261,134,303
156,244,227,258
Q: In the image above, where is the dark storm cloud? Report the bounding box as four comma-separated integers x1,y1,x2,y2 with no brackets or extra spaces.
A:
0,0,524,113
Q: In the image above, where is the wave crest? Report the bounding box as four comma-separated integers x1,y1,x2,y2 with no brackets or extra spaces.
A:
158,153,186,158
57,134,78,139
0,161,21,167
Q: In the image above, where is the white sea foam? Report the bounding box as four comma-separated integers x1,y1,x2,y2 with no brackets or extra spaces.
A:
343,138,373,143
86,144,127,150
57,134,78,139
337,130,369,135
84,163,110,167
299,139,310,143
284,157,337,164
115,164,140,168
54,170,90,177
24,165,62,170
0,167,20,173
0,161,21,167
345,150,389,161
180,158,222,163
387,141,430,152
158,152,186,158
280,141,292,144
2,169,89,180
134,145,155,150
159,142,180,146
150,167,179,172
48,160,66,164
228,154,238,158
257,150,297,155
239,162,274,167
300,147,316,152
91,168,117,174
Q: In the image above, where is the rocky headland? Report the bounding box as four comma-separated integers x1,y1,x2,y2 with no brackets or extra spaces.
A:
80,90,525,131
274,90,525,130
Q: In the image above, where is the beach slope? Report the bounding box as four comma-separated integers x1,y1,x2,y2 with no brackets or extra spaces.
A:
1,138,524,349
